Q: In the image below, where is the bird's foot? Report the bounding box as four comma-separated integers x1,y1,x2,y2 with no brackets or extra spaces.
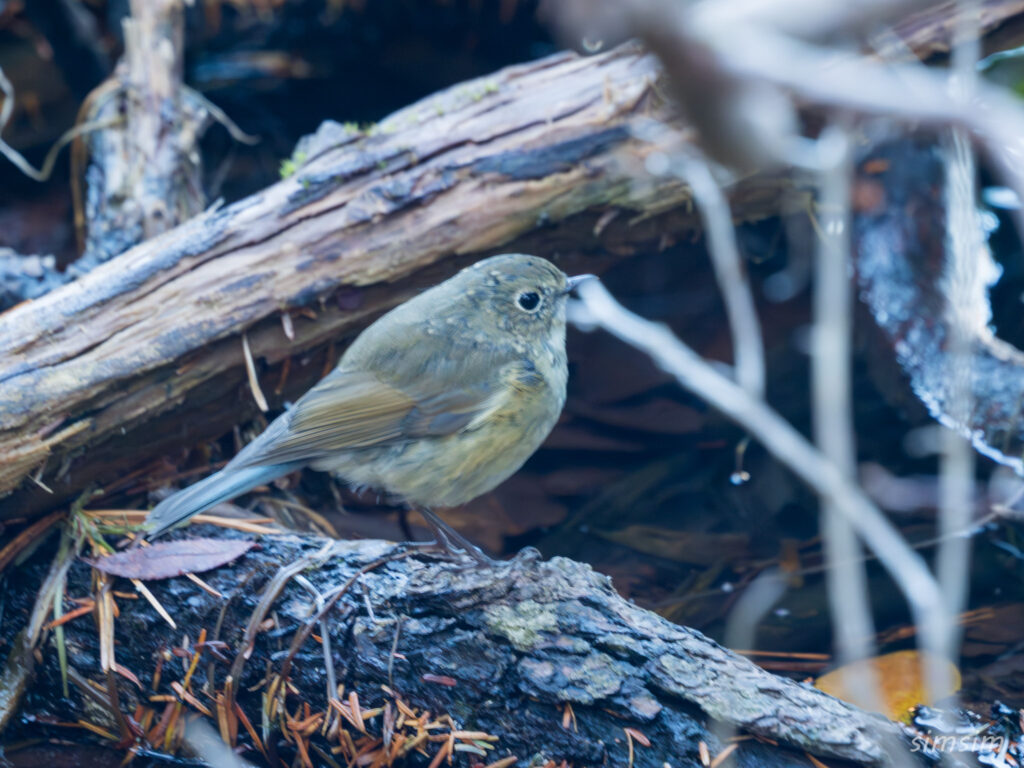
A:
412,508,499,568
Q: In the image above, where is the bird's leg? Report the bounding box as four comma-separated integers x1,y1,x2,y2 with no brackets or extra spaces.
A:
413,506,497,567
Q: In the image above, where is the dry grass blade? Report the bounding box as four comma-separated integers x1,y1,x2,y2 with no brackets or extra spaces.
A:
710,743,738,768
216,693,231,746
182,629,206,690
95,577,117,672
349,691,365,733
76,719,118,740
184,571,223,598
86,509,278,534
242,333,269,412
51,581,69,698
163,700,183,752
131,579,177,629
224,546,345,714
1,529,79,722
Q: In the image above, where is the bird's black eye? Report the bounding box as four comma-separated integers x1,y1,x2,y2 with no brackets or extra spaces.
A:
516,291,541,312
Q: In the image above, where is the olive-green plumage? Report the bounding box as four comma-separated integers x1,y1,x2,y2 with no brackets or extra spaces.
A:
144,254,584,541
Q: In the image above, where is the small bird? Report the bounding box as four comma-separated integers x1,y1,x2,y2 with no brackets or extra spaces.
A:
144,254,594,562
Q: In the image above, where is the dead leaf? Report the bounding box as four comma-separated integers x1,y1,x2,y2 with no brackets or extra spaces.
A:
815,650,961,722
86,539,255,580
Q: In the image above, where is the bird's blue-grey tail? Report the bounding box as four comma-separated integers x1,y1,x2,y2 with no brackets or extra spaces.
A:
143,464,296,540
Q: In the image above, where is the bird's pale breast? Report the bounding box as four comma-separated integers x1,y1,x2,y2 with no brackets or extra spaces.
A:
314,351,566,507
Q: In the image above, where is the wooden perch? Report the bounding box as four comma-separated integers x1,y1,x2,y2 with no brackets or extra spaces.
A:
3,531,912,767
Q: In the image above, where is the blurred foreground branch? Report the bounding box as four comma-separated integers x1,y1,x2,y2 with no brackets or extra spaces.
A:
571,280,954,703
553,0,1024,709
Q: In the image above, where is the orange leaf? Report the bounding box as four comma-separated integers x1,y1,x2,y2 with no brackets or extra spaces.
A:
815,650,961,722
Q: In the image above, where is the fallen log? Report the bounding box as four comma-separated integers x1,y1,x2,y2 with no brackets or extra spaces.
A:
0,45,748,518
5,0,1024,519
3,529,912,767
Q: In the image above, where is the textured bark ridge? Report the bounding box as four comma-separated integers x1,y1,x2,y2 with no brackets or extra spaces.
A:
6,532,909,768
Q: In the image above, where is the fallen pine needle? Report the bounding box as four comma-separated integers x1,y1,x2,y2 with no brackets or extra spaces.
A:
428,736,452,768
184,571,223,598
77,719,118,741
171,681,213,717
451,731,498,741
710,743,738,768
624,727,650,747
235,701,268,761
132,579,177,629
699,740,710,767
43,600,95,630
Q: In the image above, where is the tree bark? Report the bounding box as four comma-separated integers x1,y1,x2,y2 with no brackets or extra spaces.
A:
0,45,768,518
3,532,912,768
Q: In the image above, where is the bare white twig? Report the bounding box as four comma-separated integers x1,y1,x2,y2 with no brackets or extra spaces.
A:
812,126,880,709
704,23,1024,240
672,153,766,399
716,569,787,751
551,0,1024,237
294,574,338,713
935,0,982,709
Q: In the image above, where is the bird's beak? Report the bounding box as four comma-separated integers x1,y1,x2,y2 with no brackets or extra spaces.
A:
564,274,598,295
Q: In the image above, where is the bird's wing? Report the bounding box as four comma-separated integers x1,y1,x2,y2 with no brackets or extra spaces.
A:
226,365,507,469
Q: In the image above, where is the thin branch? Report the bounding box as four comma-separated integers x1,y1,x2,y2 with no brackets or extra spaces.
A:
673,151,766,398
573,280,952,702
812,126,880,710
935,0,982,704
0,67,121,182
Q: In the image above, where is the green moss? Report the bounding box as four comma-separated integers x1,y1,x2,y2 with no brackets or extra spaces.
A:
279,150,308,179
485,600,558,651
